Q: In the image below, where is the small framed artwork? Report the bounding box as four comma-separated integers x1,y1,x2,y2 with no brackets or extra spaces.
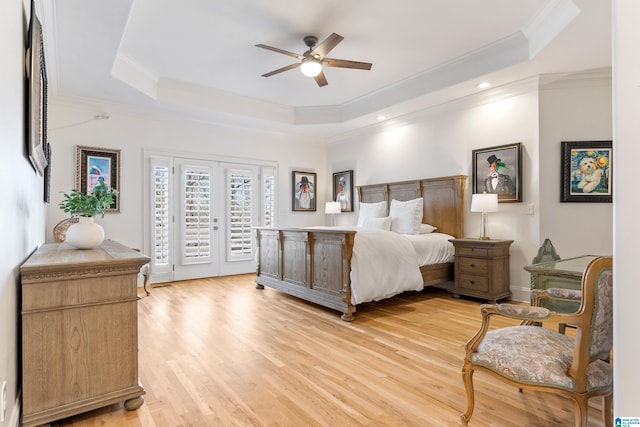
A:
292,171,316,211
561,140,612,203
75,145,121,212
332,170,354,212
472,142,522,203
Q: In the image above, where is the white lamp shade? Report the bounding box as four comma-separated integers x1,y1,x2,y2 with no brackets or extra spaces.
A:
470,193,498,213
325,201,341,214
300,59,322,77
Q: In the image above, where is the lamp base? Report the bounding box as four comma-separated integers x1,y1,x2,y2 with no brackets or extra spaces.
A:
479,212,492,241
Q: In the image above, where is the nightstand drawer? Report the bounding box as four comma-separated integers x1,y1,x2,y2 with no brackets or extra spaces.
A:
457,274,489,292
458,246,489,257
458,257,489,275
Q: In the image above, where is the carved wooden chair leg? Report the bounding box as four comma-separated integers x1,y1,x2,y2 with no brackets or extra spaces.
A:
573,396,588,427
142,264,151,296
132,249,151,296
460,364,475,424
603,394,613,427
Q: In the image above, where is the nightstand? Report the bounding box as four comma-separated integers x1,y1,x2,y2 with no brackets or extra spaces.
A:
449,238,513,303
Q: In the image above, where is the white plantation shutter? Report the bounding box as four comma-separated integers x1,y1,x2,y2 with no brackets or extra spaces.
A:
263,170,275,227
149,157,172,280
153,164,170,266
181,165,212,264
227,168,253,261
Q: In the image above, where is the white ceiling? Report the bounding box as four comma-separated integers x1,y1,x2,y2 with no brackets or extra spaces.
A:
39,0,611,139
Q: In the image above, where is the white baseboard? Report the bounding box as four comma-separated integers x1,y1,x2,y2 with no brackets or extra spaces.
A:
510,285,531,303
5,397,21,427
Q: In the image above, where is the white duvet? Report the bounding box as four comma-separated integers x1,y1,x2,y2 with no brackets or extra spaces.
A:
402,232,456,266
349,230,455,305
300,226,455,305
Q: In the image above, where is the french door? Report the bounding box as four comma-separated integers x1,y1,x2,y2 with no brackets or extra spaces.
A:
147,154,275,283
174,159,219,281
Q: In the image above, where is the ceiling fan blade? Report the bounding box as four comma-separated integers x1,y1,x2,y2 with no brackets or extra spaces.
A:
310,33,343,59
314,71,328,87
255,44,302,59
323,58,372,70
261,63,300,77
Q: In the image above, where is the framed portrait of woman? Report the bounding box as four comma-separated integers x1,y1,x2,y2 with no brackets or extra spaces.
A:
292,171,316,211
332,170,353,212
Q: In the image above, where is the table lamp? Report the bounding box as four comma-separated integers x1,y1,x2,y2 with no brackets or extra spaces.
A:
325,201,341,226
470,193,498,240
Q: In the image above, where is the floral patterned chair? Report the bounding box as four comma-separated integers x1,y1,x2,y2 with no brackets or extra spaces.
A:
461,256,613,427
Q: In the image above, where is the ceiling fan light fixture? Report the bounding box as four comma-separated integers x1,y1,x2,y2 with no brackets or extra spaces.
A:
300,59,322,77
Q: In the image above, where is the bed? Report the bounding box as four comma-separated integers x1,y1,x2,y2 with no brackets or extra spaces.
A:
254,175,466,321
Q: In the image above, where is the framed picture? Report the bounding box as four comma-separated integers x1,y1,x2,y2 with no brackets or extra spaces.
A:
75,146,121,212
292,171,316,211
26,4,49,177
472,142,522,203
561,140,612,203
332,170,354,212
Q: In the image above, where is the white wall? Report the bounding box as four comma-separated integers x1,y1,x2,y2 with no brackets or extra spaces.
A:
47,102,327,252
0,1,47,425
327,87,541,301
327,74,614,303
538,71,613,258
613,0,640,417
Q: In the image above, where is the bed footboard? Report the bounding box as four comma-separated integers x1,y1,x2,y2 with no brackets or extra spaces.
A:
255,228,357,321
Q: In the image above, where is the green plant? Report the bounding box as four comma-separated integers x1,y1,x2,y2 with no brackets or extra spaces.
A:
59,181,118,218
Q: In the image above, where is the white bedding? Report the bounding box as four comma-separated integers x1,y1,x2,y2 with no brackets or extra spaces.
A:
402,232,455,266
302,226,455,305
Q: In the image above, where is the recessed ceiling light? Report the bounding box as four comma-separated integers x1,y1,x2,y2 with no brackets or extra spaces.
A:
477,82,491,89
377,115,387,121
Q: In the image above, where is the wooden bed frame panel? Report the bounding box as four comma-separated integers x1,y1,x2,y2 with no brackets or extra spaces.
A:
255,175,466,321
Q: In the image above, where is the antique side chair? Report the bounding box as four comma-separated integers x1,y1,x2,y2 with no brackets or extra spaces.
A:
461,256,613,427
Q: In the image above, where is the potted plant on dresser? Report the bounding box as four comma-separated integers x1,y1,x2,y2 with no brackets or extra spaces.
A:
59,181,118,249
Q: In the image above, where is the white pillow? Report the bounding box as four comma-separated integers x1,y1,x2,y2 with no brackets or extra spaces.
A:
360,216,392,231
357,201,387,227
389,198,424,234
419,223,437,234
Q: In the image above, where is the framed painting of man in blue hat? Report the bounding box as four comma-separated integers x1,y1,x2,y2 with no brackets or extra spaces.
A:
472,143,522,203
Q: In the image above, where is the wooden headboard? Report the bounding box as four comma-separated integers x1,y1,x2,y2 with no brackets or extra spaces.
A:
356,175,467,238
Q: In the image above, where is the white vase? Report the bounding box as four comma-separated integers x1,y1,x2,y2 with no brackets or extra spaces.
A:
64,217,105,249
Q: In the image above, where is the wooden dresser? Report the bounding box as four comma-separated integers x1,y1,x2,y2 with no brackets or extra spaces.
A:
20,240,150,427
449,238,513,303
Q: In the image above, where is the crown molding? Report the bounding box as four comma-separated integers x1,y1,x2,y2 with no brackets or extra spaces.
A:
109,30,533,127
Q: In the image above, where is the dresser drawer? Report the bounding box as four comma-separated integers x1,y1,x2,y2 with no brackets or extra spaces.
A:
458,246,489,257
458,257,489,275
457,274,489,292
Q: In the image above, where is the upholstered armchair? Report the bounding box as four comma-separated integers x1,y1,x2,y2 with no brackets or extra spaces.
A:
461,256,613,427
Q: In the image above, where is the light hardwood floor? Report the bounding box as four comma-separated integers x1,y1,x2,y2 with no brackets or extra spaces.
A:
51,274,606,427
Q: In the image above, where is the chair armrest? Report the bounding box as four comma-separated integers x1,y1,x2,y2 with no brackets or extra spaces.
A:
531,288,582,309
490,303,551,321
465,304,551,354
545,287,582,300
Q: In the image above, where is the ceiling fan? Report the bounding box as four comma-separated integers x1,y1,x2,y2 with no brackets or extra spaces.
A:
255,33,372,87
